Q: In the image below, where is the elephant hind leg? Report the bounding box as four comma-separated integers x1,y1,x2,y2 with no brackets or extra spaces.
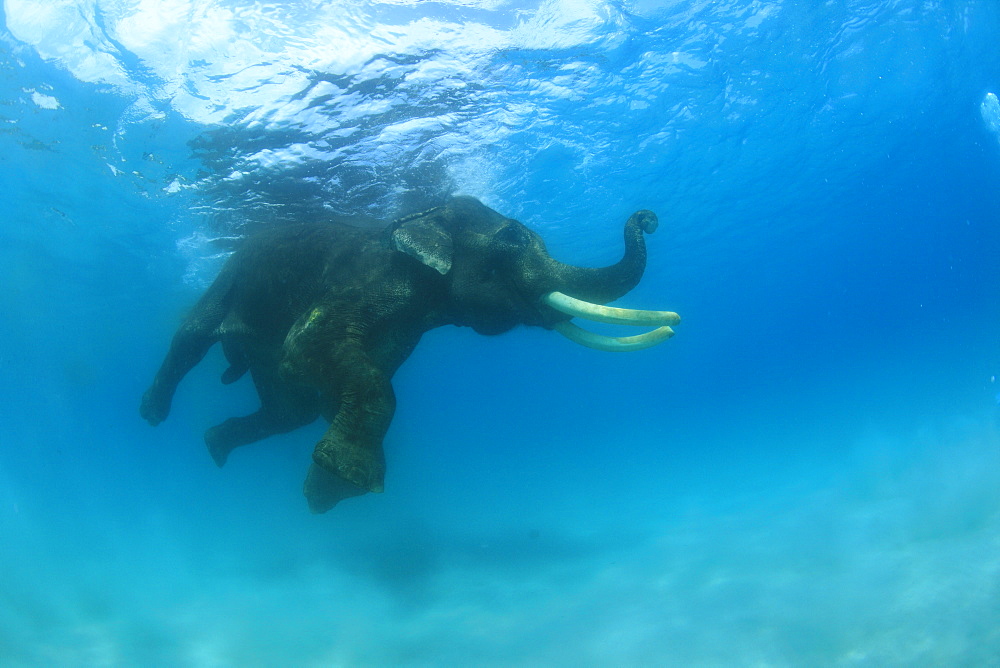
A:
141,322,219,426
206,363,320,466
142,271,239,426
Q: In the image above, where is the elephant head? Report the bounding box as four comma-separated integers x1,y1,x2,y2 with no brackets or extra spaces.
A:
140,196,680,513
388,196,679,347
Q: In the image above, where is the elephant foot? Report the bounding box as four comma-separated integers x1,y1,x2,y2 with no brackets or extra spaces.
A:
312,436,385,493
139,388,171,426
204,425,234,468
303,463,368,513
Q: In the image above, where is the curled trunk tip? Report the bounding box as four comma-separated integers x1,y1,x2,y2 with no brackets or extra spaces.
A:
546,209,656,305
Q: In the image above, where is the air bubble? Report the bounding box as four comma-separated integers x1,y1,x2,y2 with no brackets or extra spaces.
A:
980,92,1000,139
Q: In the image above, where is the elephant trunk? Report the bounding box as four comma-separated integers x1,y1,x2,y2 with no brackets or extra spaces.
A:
541,210,681,352
547,210,656,305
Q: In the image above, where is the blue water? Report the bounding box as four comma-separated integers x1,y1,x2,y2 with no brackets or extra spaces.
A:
2,1,999,665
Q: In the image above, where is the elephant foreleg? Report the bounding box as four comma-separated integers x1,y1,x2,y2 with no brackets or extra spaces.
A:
303,462,369,514
308,348,396,506
205,358,321,467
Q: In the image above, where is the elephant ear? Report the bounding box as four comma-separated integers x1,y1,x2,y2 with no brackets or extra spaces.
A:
390,211,453,275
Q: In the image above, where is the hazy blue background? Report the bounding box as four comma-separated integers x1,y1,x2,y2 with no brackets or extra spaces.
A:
2,0,999,665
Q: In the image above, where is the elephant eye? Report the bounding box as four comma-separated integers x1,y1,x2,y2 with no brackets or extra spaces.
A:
494,223,530,248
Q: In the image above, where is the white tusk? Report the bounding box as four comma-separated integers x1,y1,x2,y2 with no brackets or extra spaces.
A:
543,291,680,326
552,321,675,352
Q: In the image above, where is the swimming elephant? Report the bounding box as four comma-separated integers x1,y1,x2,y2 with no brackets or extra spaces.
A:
140,196,680,512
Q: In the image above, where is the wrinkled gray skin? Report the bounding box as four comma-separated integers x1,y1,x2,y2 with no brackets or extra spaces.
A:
141,196,657,512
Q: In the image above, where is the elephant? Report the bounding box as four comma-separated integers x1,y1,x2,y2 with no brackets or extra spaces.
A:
140,196,680,512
